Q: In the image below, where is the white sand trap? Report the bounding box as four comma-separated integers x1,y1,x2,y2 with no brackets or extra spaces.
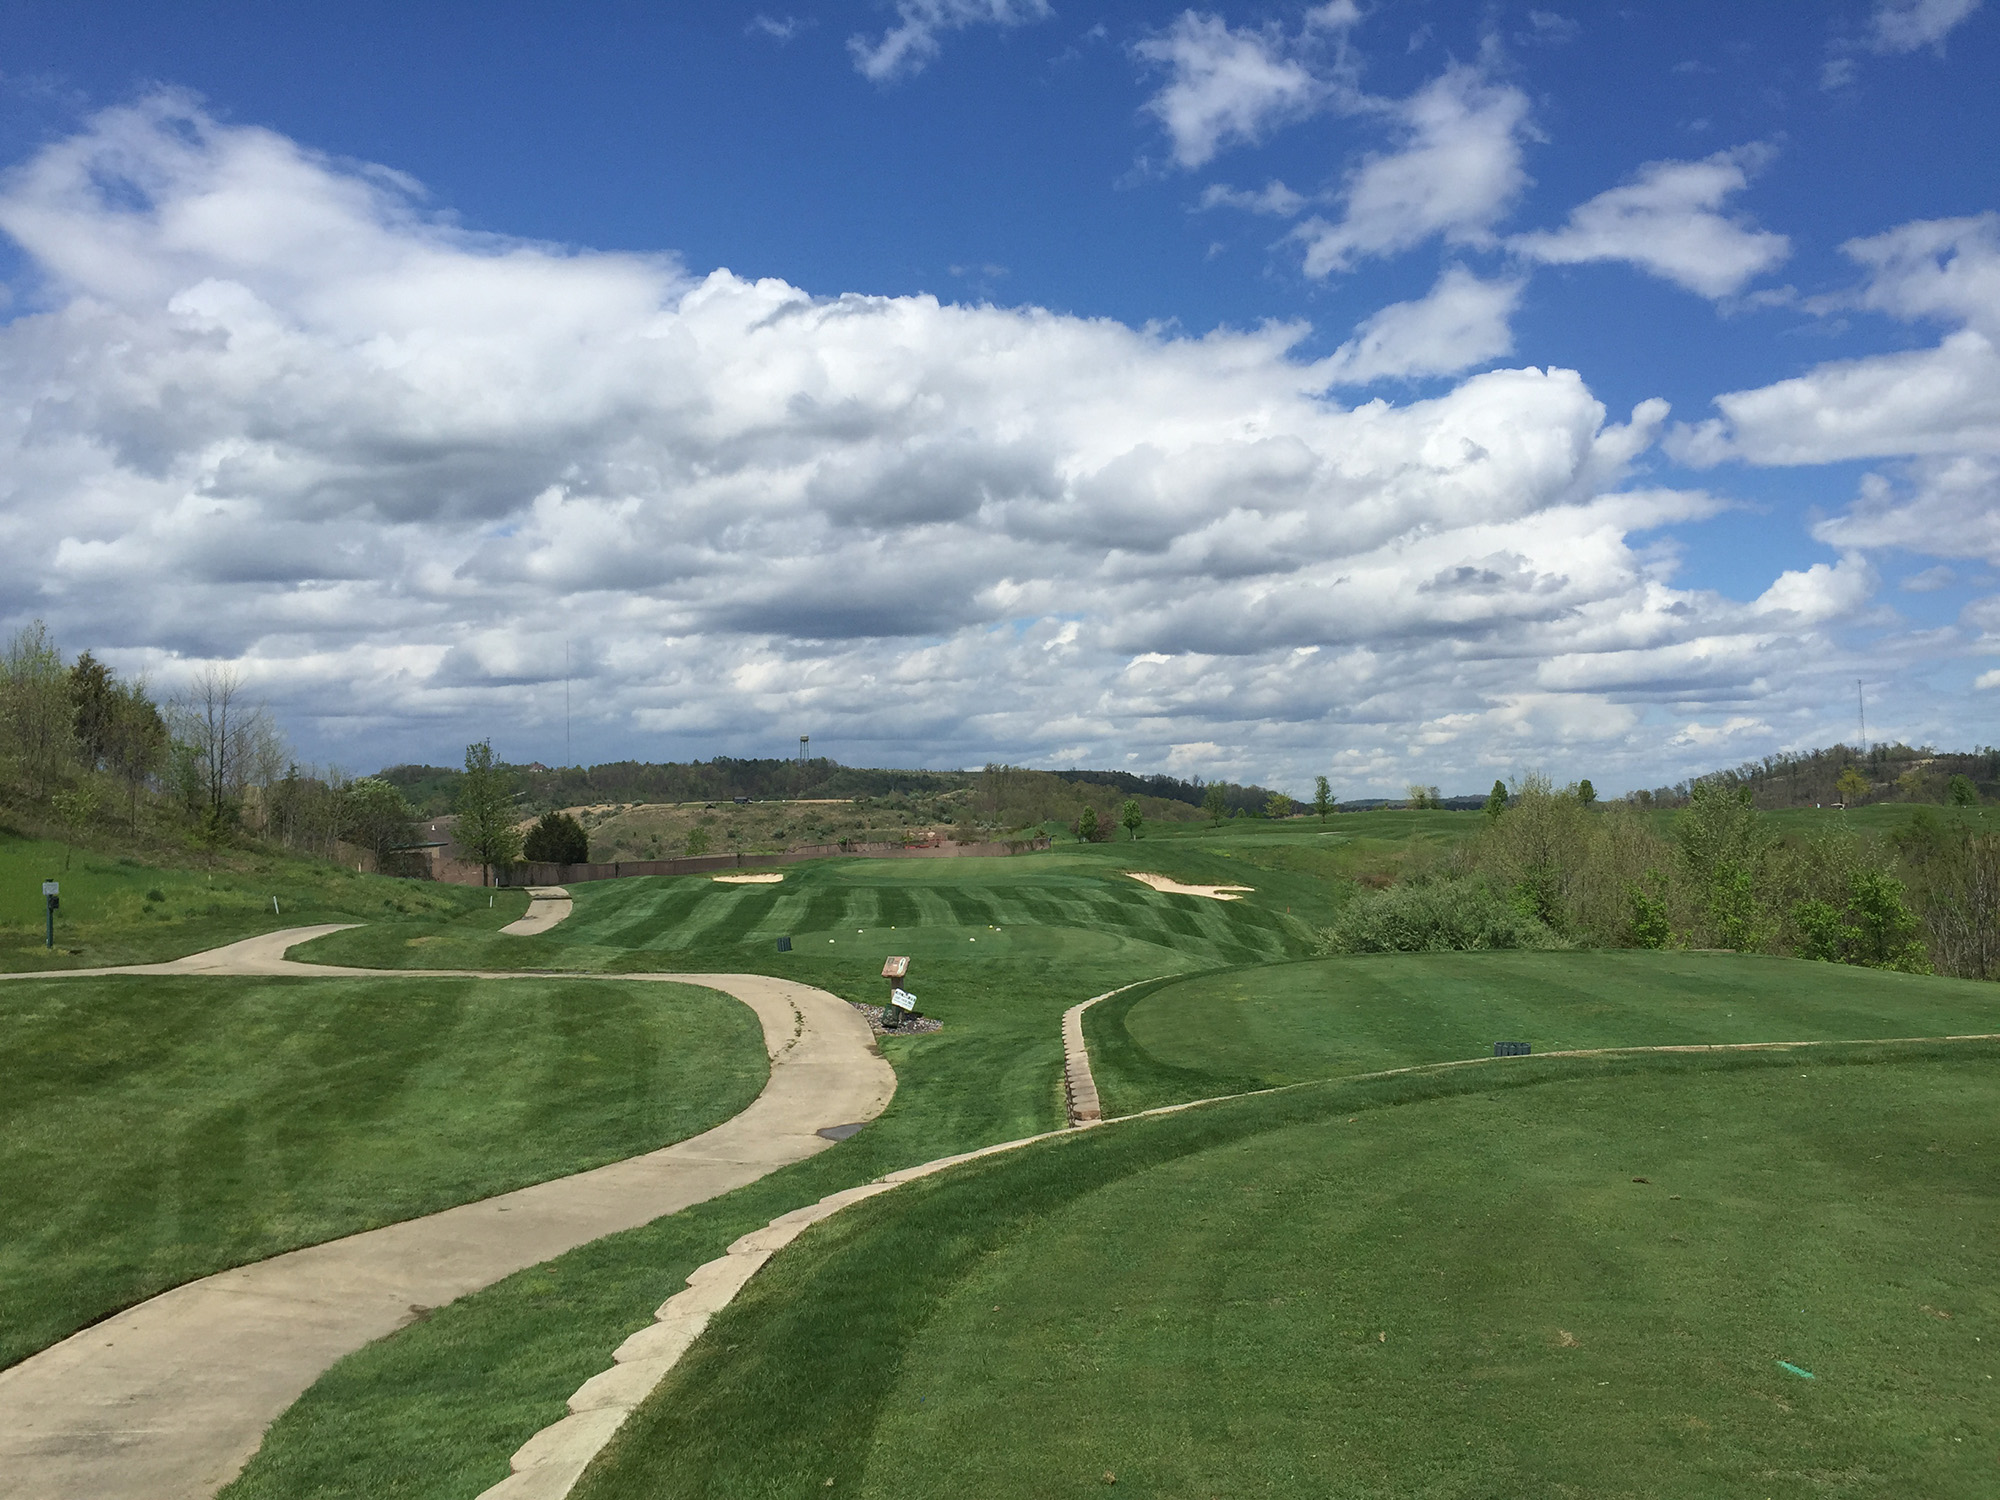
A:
1125,871,1254,901
713,872,785,884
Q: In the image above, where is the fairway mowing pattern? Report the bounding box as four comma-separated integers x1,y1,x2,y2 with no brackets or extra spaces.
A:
517,858,1307,970
289,851,1315,974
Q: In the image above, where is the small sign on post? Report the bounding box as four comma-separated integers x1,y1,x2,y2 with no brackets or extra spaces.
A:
881,956,912,1030
42,880,59,949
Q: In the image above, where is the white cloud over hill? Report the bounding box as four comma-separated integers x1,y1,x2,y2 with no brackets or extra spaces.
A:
0,95,1903,788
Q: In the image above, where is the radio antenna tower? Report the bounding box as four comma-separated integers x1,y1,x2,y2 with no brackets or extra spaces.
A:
1857,679,1866,753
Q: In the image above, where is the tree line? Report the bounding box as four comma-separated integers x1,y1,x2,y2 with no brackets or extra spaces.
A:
0,621,421,869
1321,773,1997,980
1636,742,1999,810
380,757,980,818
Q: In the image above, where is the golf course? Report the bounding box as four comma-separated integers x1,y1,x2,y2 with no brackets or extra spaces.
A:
3,813,1996,1498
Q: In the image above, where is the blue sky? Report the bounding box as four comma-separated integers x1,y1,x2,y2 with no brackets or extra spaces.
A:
0,1,1994,792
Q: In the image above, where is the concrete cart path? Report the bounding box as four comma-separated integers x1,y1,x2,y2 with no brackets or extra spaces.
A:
502,886,573,936
0,931,896,1500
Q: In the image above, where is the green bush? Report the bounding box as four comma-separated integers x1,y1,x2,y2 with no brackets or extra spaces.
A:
522,811,590,865
1791,869,1932,974
1316,878,1565,955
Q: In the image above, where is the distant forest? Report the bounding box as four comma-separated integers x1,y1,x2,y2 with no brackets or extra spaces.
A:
1640,743,2000,810
379,756,1285,822
377,739,2000,824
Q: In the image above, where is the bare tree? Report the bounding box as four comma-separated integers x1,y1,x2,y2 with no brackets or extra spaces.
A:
170,666,277,834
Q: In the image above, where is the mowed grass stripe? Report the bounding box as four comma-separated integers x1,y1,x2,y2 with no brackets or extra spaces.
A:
0,975,768,1371
572,1043,2000,1500
594,881,718,950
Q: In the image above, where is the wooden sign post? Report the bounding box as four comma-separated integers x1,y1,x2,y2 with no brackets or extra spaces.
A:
882,956,912,1030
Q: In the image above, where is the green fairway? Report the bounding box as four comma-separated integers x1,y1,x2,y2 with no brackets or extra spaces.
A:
1089,951,2000,1114
0,974,765,1370
573,1047,2000,1500
290,846,1327,973
0,830,526,972
219,937,1146,1500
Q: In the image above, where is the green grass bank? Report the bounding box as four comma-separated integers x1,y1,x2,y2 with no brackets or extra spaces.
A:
0,830,526,972
0,973,765,1369
1088,950,2000,1114
576,1045,2000,1499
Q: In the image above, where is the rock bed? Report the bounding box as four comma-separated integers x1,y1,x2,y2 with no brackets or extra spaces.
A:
849,1002,943,1036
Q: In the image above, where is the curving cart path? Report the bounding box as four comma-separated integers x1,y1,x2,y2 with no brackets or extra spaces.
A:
501,886,574,936
0,929,895,1500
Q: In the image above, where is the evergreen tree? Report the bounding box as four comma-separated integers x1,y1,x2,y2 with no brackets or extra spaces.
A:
1483,779,1508,819
524,810,591,864
1313,775,1332,821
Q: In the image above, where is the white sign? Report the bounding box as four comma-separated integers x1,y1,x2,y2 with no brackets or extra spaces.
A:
42,881,58,897
890,987,916,1012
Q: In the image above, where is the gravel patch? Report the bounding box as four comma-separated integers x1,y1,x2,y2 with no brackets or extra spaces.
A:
850,1002,943,1035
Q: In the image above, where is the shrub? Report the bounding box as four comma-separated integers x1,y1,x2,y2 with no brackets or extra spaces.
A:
1316,878,1565,955
522,810,590,865
1790,868,1932,974
1625,873,1673,948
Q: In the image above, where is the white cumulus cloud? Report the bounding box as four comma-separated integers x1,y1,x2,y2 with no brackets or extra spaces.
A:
1294,65,1533,276
1667,214,2000,467
1319,266,1524,384
0,94,1912,791
1814,456,2000,564
1512,148,1790,299
1135,12,1326,169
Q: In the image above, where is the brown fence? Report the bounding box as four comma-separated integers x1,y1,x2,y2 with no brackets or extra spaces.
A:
493,836,1053,888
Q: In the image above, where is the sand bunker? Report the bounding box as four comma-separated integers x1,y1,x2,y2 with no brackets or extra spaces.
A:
1125,871,1254,901
712,872,785,884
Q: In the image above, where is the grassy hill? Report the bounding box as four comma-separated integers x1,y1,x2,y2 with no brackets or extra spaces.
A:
0,828,522,971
